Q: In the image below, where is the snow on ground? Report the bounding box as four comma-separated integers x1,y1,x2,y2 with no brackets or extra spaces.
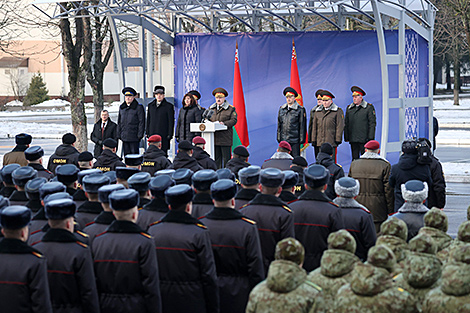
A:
0,121,73,138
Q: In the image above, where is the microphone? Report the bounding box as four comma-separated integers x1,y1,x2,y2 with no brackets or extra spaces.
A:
201,109,214,122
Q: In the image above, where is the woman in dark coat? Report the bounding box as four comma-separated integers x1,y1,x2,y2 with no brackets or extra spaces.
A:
175,93,203,143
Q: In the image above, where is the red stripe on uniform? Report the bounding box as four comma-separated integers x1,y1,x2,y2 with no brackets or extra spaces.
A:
0,281,26,285
48,270,74,275
212,244,245,249
294,223,329,228
155,247,196,252
258,228,280,233
346,229,360,233
94,260,138,264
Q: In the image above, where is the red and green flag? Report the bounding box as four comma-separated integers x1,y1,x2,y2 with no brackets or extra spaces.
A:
232,42,250,149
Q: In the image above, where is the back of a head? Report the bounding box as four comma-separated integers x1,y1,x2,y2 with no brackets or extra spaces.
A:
334,177,360,198
380,217,408,241
401,139,418,155
408,233,437,255
62,133,76,145
401,180,428,203
367,245,396,273
165,184,194,211
320,142,334,156
274,237,305,265
327,229,357,254
303,164,329,189
458,221,470,243
424,207,448,232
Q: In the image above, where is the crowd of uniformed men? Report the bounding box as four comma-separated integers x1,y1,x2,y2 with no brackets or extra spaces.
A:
0,83,464,313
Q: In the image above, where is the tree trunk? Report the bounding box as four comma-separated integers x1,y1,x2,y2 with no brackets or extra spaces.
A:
70,83,88,152
454,57,460,105
92,76,104,123
446,58,452,91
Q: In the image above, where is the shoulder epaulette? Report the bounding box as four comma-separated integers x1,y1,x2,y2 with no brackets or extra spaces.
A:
76,230,89,238
32,251,43,258
138,207,143,211
241,217,256,225
336,163,343,168
329,202,339,207
393,274,400,281
282,205,292,213
196,223,207,229
149,220,162,227
76,241,88,248
140,232,152,239
45,169,52,174
240,203,250,209
305,280,322,292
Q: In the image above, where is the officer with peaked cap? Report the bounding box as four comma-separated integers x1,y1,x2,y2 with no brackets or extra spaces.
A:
92,188,162,312
147,85,175,154
24,145,53,180
25,177,47,213
279,170,299,203
128,172,152,209
171,168,194,185
191,169,218,218
56,164,80,197
277,87,307,157
1,164,21,197
83,184,125,244
344,86,377,160
73,168,103,207
209,87,238,168
75,173,111,228
148,184,219,313
235,165,261,210
240,168,294,273
289,164,345,271
115,166,139,188
3,133,32,166
9,166,38,206
118,87,146,155
93,138,126,172
141,135,172,176
136,175,175,230
33,199,100,312
307,90,324,149
170,140,203,172
0,206,53,313
200,179,264,313
47,133,80,174
225,145,250,178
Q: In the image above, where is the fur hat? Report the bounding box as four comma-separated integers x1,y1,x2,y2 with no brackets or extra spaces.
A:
328,230,356,254
401,180,428,203
275,237,305,265
335,177,360,198
409,233,437,255
380,218,408,241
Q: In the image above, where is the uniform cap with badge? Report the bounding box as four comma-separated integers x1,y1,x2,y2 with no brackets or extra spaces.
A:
165,184,194,208
239,165,261,186
192,169,218,192
211,179,237,201
351,86,366,97
24,146,44,161
12,166,38,187
283,87,298,98
56,164,80,184
188,90,201,100
109,188,139,211
122,87,137,97
282,170,299,189
321,90,335,101
304,164,330,188
153,85,165,95
315,89,324,100
0,206,31,229
260,168,285,188
212,87,228,98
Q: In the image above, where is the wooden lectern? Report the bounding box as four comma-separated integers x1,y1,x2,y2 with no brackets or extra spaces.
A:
190,122,228,159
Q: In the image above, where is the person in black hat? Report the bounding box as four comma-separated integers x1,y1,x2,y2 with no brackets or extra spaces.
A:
235,165,261,210
279,170,299,203
10,166,38,205
128,172,152,209
191,136,217,171
289,164,345,271
104,171,117,184
307,89,324,148
261,141,294,171
190,169,218,218
0,195,10,238
155,169,175,177
3,133,32,167
25,146,53,180
309,90,344,161
91,109,118,158
29,182,67,235
83,184,125,244
171,168,194,185
315,142,345,200
92,188,162,312
75,173,111,228
141,135,172,176
290,156,307,197
146,85,175,154
209,87,237,169
47,133,80,174
225,145,250,178
117,87,146,155
115,167,140,188
277,87,307,157
344,86,377,160
33,199,100,312
200,179,264,312
176,92,203,144
217,168,235,181
73,169,103,207
0,206,53,313
1,164,21,198
188,90,202,106
148,184,218,313
240,168,294,273
93,138,126,172
78,151,94,170
56,164,80,197
170,140,203,172
25,177,47,213
136,176,175,230
125,154,143,170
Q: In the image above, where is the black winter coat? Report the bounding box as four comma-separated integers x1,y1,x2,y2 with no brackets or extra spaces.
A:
192,147,217,170
117,99,145,142
28,163,53,180
90,118,118,157
175,104,203,142
33,228,100,313
225,157,250,177
427,156,446,209
146,98,174,152
315,152,345,199
0,186,16,198
75,201,103,229
344,101,376,143
0,238,52,313
148,210,219,313
191,193,214,219
93,149,126,172
29,208,48,235
200,207,265,313
9,190,29,206
389,153,433,211
289,190,345,271
290,165,306,196
136,198,168,230
277,102,307,144
279,190,297,203
92,220,162,313
47,144,80,174
169,151,203,172
235,188,259,210
83,211,115,246
141,145,171,176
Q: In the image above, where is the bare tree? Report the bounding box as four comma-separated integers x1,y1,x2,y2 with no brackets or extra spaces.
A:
8,69,28,101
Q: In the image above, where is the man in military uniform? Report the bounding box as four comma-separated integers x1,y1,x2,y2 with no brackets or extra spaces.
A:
93,138,126,172
91,109,118,158
171,168,193,185
192,137,217,170
225,145,250,178
92,188,162,312
73,169,102,206
279,170,299,203
78,151,94,170
9,166,37,206
169,140,203,172
315,142,344,200
290,156,307,197
307,90,324,148
344,86,377,160
3,133,31,166
148,184,219,313
0,164,21,198
141,135,171,175
277,87,307,157
55,164,80,197
115,167,139,189
136,175,174,230
25,177,47,213
261,141,294,170
191,169,218,218
30,182,67,235
128,172,152,209
25,146,53,180
47,133,80,174
117,87,146,155
146,85,175,155
289,164,345,271
125,154,143,170
240,168,294,273
33,198,100,312
75,173,110,228
209,87,238,169
235,166,261,210
200,179,265,313
0,206,53,313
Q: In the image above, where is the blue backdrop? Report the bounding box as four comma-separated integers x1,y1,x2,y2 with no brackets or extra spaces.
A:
174,30,429,171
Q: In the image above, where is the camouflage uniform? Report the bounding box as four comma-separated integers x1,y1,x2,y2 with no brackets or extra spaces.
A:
376,218,409,274
246,238,325,313
438,221,470,263
308,230,361,312
422,245,470,312
394,233,442,311
335,245,418,313
418,208,453,252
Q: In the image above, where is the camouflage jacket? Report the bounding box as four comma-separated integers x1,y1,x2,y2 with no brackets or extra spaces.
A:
376,234,409,274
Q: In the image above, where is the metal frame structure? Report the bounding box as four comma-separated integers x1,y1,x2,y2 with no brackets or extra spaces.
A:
33,0,437,156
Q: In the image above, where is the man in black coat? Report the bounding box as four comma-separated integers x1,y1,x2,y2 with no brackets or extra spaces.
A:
141,135,172,176
279,170,298,203
169,140,203,172
419,138,446,209
75,173,110,229
146,85,175,154
25,146,54,180
25,177,47,213
315,142,345,200
9,166,37,206
117,87,145,155
288,164,345,271
47,133,80,174
0,206,53,313
290,156,307,197
191,169,218,219
93,139,126,172
148,184,219,313
91,110,118,158
200,179,265,313
261,141,293,170
235,165,261,210
0,164,20,198
33,199,100,313
92,188,162,313
192,136,217,170
225,145,250,178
